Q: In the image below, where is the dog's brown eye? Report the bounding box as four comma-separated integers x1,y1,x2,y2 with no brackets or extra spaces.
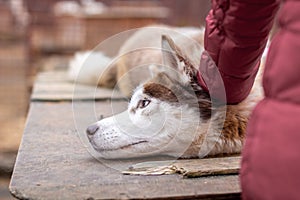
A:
138,99,151,109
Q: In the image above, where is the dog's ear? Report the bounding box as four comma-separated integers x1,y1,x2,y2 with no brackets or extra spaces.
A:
161,35,182,71
161,35,200,88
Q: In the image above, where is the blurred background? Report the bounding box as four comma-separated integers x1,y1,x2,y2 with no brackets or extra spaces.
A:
0,0,210,198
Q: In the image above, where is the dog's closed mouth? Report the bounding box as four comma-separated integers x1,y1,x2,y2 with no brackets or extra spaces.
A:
94,140,149,152
120,140,148,150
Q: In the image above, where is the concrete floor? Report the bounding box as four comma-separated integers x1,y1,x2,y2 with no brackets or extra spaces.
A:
0,177,15,200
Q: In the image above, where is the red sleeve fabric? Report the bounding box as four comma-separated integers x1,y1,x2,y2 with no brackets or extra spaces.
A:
198,0,280,104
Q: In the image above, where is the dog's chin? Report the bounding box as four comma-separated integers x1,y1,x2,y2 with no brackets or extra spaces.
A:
95,149,157,160
88,132,196,159
91,142,188,160
90,141,158,159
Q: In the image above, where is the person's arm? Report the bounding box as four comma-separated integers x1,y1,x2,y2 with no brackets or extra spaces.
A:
198,0,280,104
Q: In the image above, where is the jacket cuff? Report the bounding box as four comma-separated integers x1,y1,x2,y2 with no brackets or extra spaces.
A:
198,50,259,104
197,51,226,103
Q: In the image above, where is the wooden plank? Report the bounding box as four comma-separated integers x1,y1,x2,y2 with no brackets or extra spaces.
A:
10,102,241,199
123,156,240,178
31,71,124,101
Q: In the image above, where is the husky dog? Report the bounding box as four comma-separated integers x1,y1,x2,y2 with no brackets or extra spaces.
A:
69,26,263,159
68,26,204,97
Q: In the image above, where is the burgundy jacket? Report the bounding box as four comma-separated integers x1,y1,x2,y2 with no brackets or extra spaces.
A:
199,0,300,199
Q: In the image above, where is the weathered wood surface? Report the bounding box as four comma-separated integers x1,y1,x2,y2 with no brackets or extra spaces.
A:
123,156,240,178
31,71,124,101
10,102,241,199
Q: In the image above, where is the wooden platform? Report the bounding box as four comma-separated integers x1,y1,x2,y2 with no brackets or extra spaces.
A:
9,71,241,199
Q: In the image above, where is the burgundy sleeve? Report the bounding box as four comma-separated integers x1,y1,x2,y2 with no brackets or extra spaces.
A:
198,0,280,104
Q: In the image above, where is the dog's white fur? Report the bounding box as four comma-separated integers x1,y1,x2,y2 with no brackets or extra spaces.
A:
69,26,264,159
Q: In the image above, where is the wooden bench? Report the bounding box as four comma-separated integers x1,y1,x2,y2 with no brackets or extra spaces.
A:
9,71,241,199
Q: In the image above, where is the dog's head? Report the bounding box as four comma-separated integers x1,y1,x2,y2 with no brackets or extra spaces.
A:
86,35,214,159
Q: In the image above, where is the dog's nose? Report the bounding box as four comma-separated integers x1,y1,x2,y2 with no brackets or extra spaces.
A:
86,124,99,136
